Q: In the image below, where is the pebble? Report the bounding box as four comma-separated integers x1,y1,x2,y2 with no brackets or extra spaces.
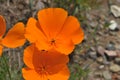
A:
103,59,110,65
97,31,103,36
90,47,96,51
116,50,120,57
110,64,120,72
106,42,116,50
97,57,104,63
109,20,118,31
103,71,112,80
111,5,120,17
109,31,117,36
98,65,105,69
86,13,93,21
112,73,120,80
105,50,117,61
105,50,117,57
25,0,29,4
35,0,45,10
88,51,97,60
115,58,120,64
73,55,80,63
89,21,98,28
94,71,102,77
97,46,105,55
117,0,120,3
115,45,120,50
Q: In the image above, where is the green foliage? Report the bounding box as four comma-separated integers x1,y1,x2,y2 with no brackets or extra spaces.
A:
69,64,90,80
0,54,12,80
29,0,33,9
104,21,111,28
0,55,8,80
0,0,6,2
0,54,22,80
53,0,99,22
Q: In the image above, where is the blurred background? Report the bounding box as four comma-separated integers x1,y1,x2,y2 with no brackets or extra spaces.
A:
0,0,120,80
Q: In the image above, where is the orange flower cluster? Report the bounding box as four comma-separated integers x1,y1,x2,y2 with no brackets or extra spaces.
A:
0,8,84,80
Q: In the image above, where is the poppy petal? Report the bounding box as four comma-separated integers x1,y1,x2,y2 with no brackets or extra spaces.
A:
59,16,84,44
35,40,50,51
33,49,69,73
38,8,68,38
25,18,49,50
32,47,69,69
0,15,6,38
23,44,35,69
55,37,75,55
24,44,69,69
25,18,39,43
0,45,3,56
48,65,70,80
47,64,68,75
22,68,48,80
22,66,70,80
2,22,25,48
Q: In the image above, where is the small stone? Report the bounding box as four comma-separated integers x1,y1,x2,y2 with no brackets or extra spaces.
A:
18,4,24,10
97,46,105,55
103,61,110,65
95,78,104,80
88,51,97,59
97,56,110,65
86,13,93,21
115,58,120,64
89,21,98,28
99,24,104,29
99,65,105,69
106,42,116,50
73,55,80,63
25,0,29,4
110,64,120,72
116,50,120,57
90,47,96,51
115,45,120,50
97,31,103,36
103,71,112,80
94,71,102,77
111,5,120,17
109,20,118,31
104,50,117,61
97,57,104,63
117,0,120,3
109,31,117,36
35,0,45,10
112,73,120,80
105,50,117,57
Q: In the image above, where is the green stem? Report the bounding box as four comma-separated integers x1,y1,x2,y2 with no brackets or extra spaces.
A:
2,55,12,80
29,0,33,9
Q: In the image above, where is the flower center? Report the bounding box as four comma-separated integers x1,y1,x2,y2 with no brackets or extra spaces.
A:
36,66,47,75
36,66,51,80
50,39,56,45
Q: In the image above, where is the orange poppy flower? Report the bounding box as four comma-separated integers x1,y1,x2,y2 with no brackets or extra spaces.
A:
22,44,70,80
25,8,84,55
0,15,26,56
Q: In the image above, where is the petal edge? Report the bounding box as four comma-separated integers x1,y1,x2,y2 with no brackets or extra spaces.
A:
2,22,26,48
0,15,6,38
